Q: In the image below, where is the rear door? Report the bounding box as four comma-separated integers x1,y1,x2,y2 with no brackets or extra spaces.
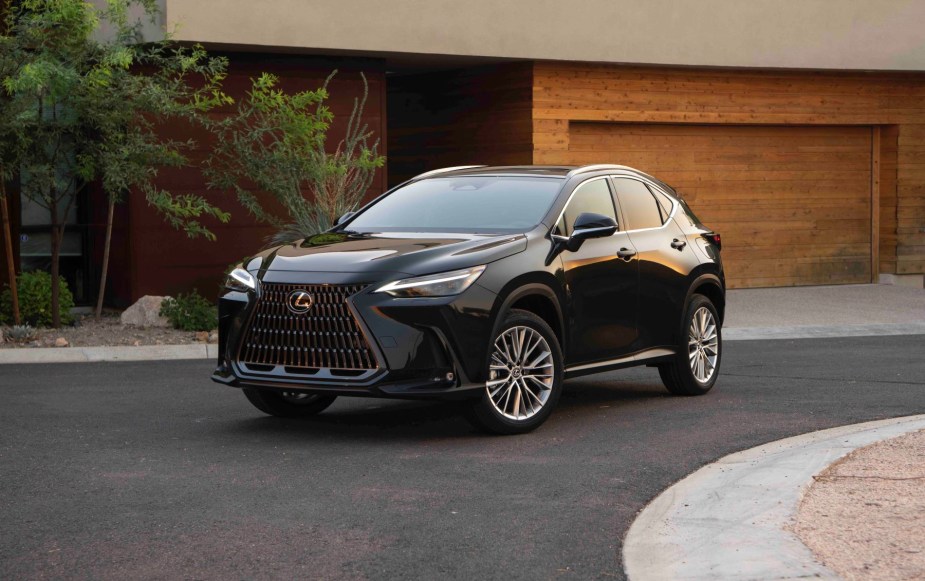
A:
612,176,701,348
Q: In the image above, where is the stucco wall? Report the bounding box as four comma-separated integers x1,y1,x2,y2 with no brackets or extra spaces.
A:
162,0,925,71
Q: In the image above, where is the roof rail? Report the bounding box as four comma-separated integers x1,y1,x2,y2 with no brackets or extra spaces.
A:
564,164,630,178
411,165,487,180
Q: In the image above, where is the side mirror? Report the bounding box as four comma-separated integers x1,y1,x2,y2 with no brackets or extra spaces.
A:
566,212,617,251
335,211,356,226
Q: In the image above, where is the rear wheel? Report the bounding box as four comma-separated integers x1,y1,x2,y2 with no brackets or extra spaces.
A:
658,294,721,396
243,388,338,418
466,309,564,435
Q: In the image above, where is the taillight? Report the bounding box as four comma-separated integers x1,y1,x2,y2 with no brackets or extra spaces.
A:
703,232,722,250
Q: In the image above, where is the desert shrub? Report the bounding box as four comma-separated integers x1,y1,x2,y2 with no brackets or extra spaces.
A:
7,324,38,342
159,290,218,331
0,271,74,327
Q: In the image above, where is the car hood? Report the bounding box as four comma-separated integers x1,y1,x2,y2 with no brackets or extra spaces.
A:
246,231,528,278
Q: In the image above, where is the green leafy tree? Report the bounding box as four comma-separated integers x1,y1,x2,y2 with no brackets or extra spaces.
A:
0,34,22,324
206,71,385,245
0,0,231,327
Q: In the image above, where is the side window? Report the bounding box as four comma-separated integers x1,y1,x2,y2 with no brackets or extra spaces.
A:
555,178,617,236
613,178,663,230
650,187,675,223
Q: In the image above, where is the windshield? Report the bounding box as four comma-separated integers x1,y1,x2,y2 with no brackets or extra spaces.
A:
345,176,563,233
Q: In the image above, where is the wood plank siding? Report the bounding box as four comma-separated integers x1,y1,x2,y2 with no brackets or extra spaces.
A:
531,62,925,286
568,123,873,287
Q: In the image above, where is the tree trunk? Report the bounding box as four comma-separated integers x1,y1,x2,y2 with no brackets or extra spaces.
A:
0,178,20,325
50,199,61,329
95,198,114,320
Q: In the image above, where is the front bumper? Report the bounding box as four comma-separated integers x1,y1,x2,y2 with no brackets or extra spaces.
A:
211,269,497,400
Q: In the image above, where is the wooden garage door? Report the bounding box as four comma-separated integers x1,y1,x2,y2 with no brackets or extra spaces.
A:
568,123,873,288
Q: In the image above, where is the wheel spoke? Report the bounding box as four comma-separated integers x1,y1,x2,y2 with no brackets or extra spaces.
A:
525,374,551,392
525,350,551,370
490,382,507,399
704,354,715,374
521,334,542,363
525,381,536,414
516,328,527,360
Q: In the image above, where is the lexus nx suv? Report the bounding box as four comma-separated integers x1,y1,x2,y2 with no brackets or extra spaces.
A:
212,165,725,434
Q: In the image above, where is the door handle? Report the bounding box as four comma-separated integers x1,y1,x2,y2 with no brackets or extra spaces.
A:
617,248,637,260
671,238,687,251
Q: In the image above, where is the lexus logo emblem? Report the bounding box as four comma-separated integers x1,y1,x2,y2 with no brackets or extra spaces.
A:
286,290,314,314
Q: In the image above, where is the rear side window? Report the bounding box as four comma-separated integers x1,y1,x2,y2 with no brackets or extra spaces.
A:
612,178,663,230
651,188,675,223
554,178,617,236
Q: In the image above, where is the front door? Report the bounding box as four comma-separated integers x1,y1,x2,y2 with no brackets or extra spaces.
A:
556,177,639,364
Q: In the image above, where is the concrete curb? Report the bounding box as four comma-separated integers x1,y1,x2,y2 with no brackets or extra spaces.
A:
0,343,216,364
623,414,925,581
1,322,923,364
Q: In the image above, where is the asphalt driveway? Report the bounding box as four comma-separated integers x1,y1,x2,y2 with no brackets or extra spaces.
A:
2,335,924,580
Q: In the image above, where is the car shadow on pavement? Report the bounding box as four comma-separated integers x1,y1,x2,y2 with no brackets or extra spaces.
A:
217,377,669,441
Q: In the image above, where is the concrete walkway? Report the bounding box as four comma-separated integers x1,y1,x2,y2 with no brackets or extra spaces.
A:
623,415,925,581
724,283,924,329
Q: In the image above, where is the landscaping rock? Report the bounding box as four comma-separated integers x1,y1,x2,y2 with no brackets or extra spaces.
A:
0,328,4,344
121,296,170,328
208,331,218,343
195,331,209,342
54,337,69,348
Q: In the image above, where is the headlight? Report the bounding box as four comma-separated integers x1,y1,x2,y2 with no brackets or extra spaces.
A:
375,265,486,298
225,267,257,292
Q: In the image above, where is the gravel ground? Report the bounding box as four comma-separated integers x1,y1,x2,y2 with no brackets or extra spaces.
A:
794,429,925,581
0,313,215,348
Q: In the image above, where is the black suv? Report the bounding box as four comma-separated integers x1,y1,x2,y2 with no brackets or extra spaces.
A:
213,165,725,434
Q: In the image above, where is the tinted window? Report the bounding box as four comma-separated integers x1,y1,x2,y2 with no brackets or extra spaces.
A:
651,188,674,223
613,178,663,230
347,177,563,233
555,178,617,236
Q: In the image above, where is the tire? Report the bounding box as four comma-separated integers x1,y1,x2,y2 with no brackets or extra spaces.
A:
658,294,722,396
465,309,564,435
242,388,338,418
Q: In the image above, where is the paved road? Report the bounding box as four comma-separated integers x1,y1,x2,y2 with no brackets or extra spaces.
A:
2,336,924,580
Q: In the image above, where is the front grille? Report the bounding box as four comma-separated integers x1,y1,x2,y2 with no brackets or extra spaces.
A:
238,283,378,371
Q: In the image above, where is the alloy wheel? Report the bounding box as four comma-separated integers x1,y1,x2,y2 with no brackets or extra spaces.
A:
486,326,555,420
688,306,719,383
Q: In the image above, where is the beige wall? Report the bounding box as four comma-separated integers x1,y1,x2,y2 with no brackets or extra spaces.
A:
161,0,925,71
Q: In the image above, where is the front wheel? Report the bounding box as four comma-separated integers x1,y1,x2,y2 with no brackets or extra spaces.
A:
243,388,338,418
658,294,722,396
465,309,564,435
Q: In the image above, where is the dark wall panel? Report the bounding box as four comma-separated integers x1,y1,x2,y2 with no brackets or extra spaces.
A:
387,63,534,186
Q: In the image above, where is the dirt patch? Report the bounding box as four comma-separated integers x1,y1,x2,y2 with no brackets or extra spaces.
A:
793,429,925,581
0,312,215,348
